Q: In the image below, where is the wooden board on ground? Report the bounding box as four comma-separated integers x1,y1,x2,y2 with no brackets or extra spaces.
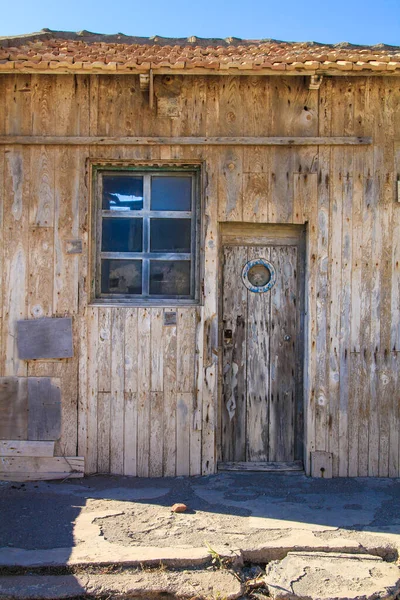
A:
0,440,55,457
217,461,303,472
0,456,84,481
17,317,73,359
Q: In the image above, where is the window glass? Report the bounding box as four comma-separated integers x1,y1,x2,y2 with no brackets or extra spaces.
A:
150,219,191,253
101,260,142,294
102,218,143,252
102,176,143,211
149,261,191,296
151,177,191,211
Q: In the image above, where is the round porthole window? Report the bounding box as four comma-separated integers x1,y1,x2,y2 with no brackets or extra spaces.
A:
242,258,276,293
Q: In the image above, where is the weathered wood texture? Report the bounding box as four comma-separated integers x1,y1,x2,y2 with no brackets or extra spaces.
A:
0,74,398,476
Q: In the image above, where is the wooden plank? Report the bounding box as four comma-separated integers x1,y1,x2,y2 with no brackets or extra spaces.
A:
221,245,248,462
163,308,177,476
2,148,29,377
137,308,151,477
97,392,110,473
191,305,203,477
29,146,55,227
0,136,373,146
0,378,28,440
246,246,270,462
0,457,84,480
0,440,55,457
176,392,191,476
28,227,54,318
124,308,138,393
201,147,219,475
97,308,112,393
86,307,98,474
149,391,163,477
176,308,196,393
150,308,163,392
17,317,73,360
269,246,298,462
110,308,125,475
218,461,303,472
124,392,137,476
242,172,269,222
27,378,61,441
218,147,243,221
310,451,333,478
53,147,80,316
327,149,343,476
338,168,353,477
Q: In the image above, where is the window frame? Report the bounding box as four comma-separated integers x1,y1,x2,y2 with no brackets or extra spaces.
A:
90,163,202,306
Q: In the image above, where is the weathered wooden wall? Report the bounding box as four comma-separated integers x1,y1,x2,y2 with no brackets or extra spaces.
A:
0,73,399,476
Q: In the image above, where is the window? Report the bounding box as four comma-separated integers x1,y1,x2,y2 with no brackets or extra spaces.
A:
92,166,200,304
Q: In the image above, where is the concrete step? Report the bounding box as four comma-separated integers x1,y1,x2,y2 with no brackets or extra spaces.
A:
0,569,243,599
265,551,400,600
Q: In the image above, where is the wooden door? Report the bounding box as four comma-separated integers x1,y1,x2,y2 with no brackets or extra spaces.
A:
220,238,304,468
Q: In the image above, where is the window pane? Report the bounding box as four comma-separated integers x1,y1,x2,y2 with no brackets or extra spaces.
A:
102,218,142,252
101,260,142,294
151,177,192,211
102,175,143,211
150,219,191,253
150,261,190,296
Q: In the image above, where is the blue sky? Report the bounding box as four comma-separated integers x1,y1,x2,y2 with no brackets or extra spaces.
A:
0,0,399,46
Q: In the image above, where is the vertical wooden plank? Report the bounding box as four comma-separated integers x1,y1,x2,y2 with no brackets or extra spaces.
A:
191,305,203,476
338,169,353,477
177,308,196,393
110,308,125,475
2,149,29,377
221,246,248,462
269,246,298,462
389,353,399,477
124,308,138,476
151,308,163,392
97,391,110,473
53,147,80,316
201,147,219,475
176,392,191,476
218,148,243,222
246,246,270,461
0,147,3,372
97,308,112,393
124,392,137,476
163,308,177,476
28,227,54,319
29,146,55,227
124,308,138,393
149,391,163,477
242,172,269,223
327,149,343,476
137,308,151,477
86,307,98,474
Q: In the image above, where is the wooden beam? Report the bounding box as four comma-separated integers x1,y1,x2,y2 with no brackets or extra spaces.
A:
0,440,55,457
217,461,304,472
0,456,84,481
0,136,372,147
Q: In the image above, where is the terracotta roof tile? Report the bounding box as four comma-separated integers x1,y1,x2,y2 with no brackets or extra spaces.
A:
0,29,399,74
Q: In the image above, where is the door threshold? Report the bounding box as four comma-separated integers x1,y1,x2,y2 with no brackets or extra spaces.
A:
217,460,303,472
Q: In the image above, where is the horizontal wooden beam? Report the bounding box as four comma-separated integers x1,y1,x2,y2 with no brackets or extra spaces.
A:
0,136,372,147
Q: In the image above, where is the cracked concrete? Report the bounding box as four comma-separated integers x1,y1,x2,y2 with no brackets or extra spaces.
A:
0,473,399,598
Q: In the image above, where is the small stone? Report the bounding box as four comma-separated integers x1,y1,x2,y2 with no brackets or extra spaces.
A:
171,503,187,513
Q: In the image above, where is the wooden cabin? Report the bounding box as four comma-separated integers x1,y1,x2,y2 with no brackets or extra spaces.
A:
0,30,399,479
